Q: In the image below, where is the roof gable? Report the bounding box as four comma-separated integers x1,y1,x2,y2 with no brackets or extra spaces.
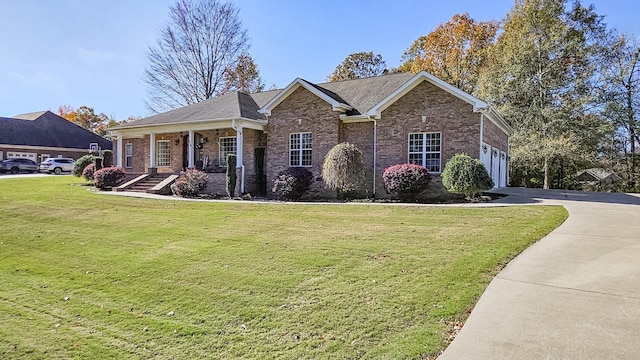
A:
259,78,352,116
366,71,488,118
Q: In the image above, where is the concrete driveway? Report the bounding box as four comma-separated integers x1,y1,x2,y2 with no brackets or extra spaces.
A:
439,188,640,359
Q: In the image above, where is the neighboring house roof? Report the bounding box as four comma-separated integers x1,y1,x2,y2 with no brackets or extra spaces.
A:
0,111,112,150
112,71,512,136
576,168,622,183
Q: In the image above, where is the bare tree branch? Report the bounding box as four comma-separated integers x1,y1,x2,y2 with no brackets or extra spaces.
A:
143,0,248,113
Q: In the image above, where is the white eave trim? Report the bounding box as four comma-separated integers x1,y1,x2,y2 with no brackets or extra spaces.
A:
339,114,373,123
259,78,352,116
109,117,267,138
366,71,488,119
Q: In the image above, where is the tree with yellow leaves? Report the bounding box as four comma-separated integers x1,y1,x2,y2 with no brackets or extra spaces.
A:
400,13,498,94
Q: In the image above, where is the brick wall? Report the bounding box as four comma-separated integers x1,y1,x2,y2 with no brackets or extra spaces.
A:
482,118,508,153
121,138,146,174
266,86,340,198
375,80,482,195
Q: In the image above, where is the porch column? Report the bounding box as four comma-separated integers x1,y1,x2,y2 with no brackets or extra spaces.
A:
116,136,123,168
188,130,195,168
149,133,156,172
236,125,244,193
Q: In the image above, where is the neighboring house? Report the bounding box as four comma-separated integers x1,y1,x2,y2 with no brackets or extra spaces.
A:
109,71,512,197
576,168,622,187
0,111,112,162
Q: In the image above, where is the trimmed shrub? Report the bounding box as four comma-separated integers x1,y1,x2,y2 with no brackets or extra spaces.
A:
82,163,96,182
383,163,430,200
272,167,313,200
226,153,237,198
94,167,126,190
441,153,494,198
171,168,209,197
72,154,95,177
94,157,103,171
102,150,113,167
322,142,365,199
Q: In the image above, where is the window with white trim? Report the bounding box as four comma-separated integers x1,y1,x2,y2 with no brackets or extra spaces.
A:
408,132,442,172
125,143,133,168
290,132,312,167
219,136,237,166
156,140,171,167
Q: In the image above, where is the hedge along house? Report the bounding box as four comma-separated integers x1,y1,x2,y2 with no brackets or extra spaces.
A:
0,111,112,162
109,71,511,197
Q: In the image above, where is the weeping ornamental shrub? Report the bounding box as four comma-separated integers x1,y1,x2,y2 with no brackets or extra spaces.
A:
441,153,494,198
226,153,237,198
322,142,365,198
72,154,95,177
93,167,126,190
382,163,430,200
272,167,313,200
172,168,209,197
82,163,96,182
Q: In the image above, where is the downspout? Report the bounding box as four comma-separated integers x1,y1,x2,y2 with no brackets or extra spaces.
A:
369,115,377,198
479,113,484,154
231,119,245,194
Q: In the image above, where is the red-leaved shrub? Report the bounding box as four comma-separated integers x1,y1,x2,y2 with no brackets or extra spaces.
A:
382,163,430,200
272,167,313,200
94,167,126,190
82,163,96,181
171,168,209,197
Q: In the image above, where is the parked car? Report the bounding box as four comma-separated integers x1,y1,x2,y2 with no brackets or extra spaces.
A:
39,158,76,175
0,158,39,174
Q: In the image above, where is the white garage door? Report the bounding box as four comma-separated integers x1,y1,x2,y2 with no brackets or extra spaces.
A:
7,152,37,161
491,149,500,189
500,151,508,187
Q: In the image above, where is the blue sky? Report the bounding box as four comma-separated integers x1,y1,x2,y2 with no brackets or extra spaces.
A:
1,0,638,120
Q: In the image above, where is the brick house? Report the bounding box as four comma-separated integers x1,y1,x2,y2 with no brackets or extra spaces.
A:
109,71,511,197
0,111,112,163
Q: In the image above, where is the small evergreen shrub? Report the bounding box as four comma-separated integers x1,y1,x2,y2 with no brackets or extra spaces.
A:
441,153,494,198
382,163,430,200
94,167,126,190
226,153,237,198
82,163,96,182
171,168,209,197
73,154,95,177
272,167,314,200
94,157,103,171
102,150,113,167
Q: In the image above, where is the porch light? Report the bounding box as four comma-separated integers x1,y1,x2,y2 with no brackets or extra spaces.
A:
174,138,180,146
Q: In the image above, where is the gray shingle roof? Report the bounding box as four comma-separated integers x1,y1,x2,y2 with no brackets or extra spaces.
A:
116,90,281,129
315,72,414,115
115,73,416,129
0,111,112,150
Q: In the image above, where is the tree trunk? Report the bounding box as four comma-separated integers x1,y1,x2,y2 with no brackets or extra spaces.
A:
543,156,550,189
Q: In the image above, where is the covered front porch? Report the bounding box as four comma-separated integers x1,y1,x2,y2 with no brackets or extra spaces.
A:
110,118,267,196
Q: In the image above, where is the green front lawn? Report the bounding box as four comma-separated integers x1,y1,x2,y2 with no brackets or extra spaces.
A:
0,177,566,359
